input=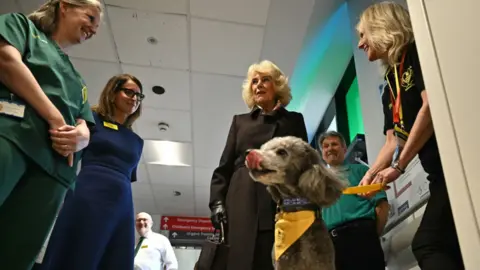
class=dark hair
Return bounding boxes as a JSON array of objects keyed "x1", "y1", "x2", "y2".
[
  {"x1": 318, "y1": 130, "x2": 347, "y2": 149},
  {"x1": 91, "y1": 74, "x2": 143, "y2": 129}
]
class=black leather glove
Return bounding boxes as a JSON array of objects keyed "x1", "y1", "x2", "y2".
[{"x1": 210, "y1": 201, "x2": 227, "y2": 230}]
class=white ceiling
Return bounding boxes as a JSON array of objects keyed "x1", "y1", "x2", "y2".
[{"x1": 1, "y1": 0, "x2": 315, "y2": 218}]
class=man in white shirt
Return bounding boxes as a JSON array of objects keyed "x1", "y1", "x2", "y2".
[{"x1": 134, "y1": 212, "x2": 178, "y2": 270}]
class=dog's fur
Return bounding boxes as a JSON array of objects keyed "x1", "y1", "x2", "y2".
[{"x1": 245, "y1": 136, "x2": 347, "y2": 270}]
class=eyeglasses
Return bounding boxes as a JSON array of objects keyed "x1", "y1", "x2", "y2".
[{"x1": 118, "y1": 88, "x2": 145, "y2": 101}]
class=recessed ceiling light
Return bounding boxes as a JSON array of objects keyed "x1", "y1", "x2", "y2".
[
  {"x1": 152, "y1": 85, "x2": 165, "y2": 95},
  {"x1": 147, "y1": 36, "x2": 158, "y2": 45}
]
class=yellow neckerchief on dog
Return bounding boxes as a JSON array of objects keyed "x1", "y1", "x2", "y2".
[{"x1": 274, "y1": 210, "x2": 316, "y2": 261}]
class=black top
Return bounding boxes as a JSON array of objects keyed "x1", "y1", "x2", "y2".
[{"x1": 381, "y1": 42, "x2": 443, "y2": 180}]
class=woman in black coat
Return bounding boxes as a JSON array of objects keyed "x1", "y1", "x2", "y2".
[{"x1": 209, "y1": 60, "x2": 308, "y2": 270}]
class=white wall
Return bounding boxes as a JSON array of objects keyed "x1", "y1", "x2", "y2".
[
  {"x1": 407, "y1": 0, "x2": 480, "y2": 268},
  {"x1": 174, "y1": 248, "x2": 201, "y2": 270}
]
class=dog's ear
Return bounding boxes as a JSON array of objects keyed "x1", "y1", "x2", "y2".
[{"x1": 298, "y1": 164, "x2": 348, "y2": 206}]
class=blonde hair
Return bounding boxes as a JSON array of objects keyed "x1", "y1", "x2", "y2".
[
  {"x1": 356, "y1": 1, "x2": 414, "y2": 69},
  {"x1": 92, "y1": 74, "x2": 143, "y2": 129},
  {"x1": 28, "y1": 0, "x2": 103, "y2": 35},
  {"x1": 241, "y1": 60, "x2": 292, "y2": 109}
]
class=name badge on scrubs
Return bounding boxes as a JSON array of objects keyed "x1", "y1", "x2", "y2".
[
  {"x1": 103, "y1": 121, "x2": 118, "y2": 130},
  {"x1": 0, "y1": 99, "x2": 25, "y2": 119},
  {"x1": 141, "y1": 245, "x2": 148, "y2": 249}
]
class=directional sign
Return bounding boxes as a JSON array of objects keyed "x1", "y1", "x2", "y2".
[
  {"x1": 168, "y1": 230, "x2": 220, "y2": 241},
  {"x1": 160, "y1": 216, "x2": 215, "y2": 232}
]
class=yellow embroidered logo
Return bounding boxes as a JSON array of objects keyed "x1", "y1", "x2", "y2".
[
  {"x1": 31, "y1": 33, "x2": 48, "y2": 44},
  {"x1": 402, "y1": 66, "x2": 415, "y2": 91},
  {"x1": 389, "y1": 103, "x2": 392, "y2": 110},
  {"x1": 81, "y1": 86, "x2": 88, "y2": 104}
]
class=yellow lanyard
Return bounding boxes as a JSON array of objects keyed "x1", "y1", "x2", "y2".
[{"x1": 385, "y1": 50, "x2": 407, "y2": 129}]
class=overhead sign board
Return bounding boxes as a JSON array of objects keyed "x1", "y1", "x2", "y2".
[{"x1": 160, "y1": 216, "x2": 215, "y2": 232}]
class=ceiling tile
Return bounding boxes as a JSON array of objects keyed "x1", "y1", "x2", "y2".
[
  {"x1": 133, "y1": 198, "x2": 159, "y2": 215},
  {"x1": 66, "y1": 21, "x2": 118, "y2": 63},
  {"x1": 70, "y1": 58, "x2": 122, "y2": 104},
  {"x1": 0, "y1": 0, "x2": 20, "y2": 14},
  {"x1": 190, "y1": 0, "x2": 270, "y2": 26},
  {"x1": 147, "y1": 164, "x2": 193, "y2": 185},
  {"x1": 191, "y1": 73, "x2": 247, "y2": 168},
  {"x1": 152, "y1": 184, "x2": 195, "y2": 216},
  {"x1": 194, "y1": 167, "x2": 213, "y2": 187},
  {"x1": 152, "y1": 183, "x2": 194, "y2": 199},
  {"x1": 107, "y1": 6, "x2": 189, "y2": 70},
  {"x1": 135, "y1": 107, "x2": 192, "y2": 142},
  {"x1": 104, "y1": 0, "x2": 188, "y2": 14},
  {"x1": 194, "y1": 186, "x2": 210, "y2": 216},
  {"x1": 190, "y1": 18, "x2": 264, "y2": 76},
  {"x1": 121, "y1": 65, "x2": 190, "y2": 111},
  {"x1": 195, "y1": 205, "x2": 211, "y2": 217},
  {"x1": 131, "y1": 182, "x2": 154, "y2": 199},
  {"x1": 135, "y1": 164, "x2": 149, "y2": 183}
]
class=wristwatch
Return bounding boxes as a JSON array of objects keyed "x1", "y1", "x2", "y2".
[{"x1": 391, "y1": 161, "x2": 405, "y2": 174}]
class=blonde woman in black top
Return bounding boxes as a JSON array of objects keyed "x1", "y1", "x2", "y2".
[{"x1": 356, "y1": 2, "x2": 464, "y2": 269}]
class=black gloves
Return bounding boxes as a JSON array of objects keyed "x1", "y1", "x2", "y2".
[{"x1": 210, "y1": 201, "x2": 227, "y2": 230}]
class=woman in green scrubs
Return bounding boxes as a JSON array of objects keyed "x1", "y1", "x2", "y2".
[{"x1": 0, "y1": 0, "x2": 102, "y2": 269}]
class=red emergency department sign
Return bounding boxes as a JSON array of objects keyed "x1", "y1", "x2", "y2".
[{"x1": 160, "y1": 216, "x2": 215, "y2": 232}]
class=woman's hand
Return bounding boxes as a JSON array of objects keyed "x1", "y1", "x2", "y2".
[
  {"x1": 49, "y1": 119, "x2": 90, "y2": 167},
  {"x1": 373, "y1": 167, "x2": 401, "y2": 186},
  {"x1": 358, "y1": 170, "x2": 393, "y2": 199},
  {"x1": 49, "y1": 125, "x2": 76, "y2": 167}
]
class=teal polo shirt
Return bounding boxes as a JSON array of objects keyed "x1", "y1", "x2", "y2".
[{"x1": 322, "y1": 163, "x2": 387, "y2": 231}]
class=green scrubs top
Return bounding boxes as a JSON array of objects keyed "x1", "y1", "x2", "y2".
[
  {"x1": 322, "y1": 163, "x2": 388, "y2": 231},
  {"x1": 0, "y1": 13, "x2": 95, "y2": 187}
]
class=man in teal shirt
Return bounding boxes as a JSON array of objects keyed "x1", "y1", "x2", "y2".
[{"x1": 319, "y1": 131, "x2": 389, "y2": 270}]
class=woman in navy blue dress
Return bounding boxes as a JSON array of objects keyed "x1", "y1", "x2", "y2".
[{"x1": 38, "y1": 74, "x2": 145, "y2": 270}]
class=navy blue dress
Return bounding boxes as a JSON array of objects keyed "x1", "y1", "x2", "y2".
[{"x1": 39, "y1": 112, "x2": 143, "y2": 270}]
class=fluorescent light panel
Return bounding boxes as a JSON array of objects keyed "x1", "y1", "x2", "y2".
[{"x1": 143, "y1": 140, "x2": 193, "y2": 166}]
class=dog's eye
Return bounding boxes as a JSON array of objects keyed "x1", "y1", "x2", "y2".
[{"x1": 276, "y1": 149, "x2": 288, "y2": 157}]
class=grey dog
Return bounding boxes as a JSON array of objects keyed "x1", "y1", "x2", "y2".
[{"x1": 245, "y1": 136, "x2": 347, "y2": 270}]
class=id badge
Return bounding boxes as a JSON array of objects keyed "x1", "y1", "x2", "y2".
[
  {"x1": 103, "y1": 121, "x2": 118, "y2": 130},
  {"x1": 0, "y1": 99, "x2": 25, "y2": 119}
]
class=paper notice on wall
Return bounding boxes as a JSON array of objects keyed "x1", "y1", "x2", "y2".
[{"x1": 385, "y1": 156, "x2": 430, "y2": 226}]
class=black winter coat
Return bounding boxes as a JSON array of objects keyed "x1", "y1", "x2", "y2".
[{"x1": 209, "y1": 106, "x2": 308, "y2": 270}]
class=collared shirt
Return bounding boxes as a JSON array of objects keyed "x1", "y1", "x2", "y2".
[{"x1": 134, "y1": 231, "x2": 178, "y2": 270}]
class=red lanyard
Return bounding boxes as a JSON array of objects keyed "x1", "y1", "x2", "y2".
[{"x1": 386, "y1": 51, "x2": 407, "y2": 128}]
